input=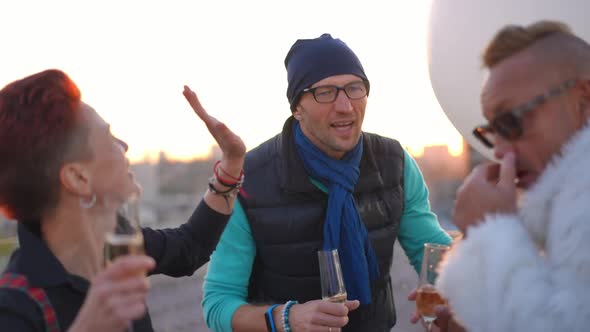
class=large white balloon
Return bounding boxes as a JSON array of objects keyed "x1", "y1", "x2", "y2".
[{"x1": 427, "y1": 0, "x2": 590, "y2": 160}]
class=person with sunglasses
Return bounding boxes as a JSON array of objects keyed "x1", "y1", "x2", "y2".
[
  {"x1": 432, "y1": 20, "x2": 590, "y2": 332},
  {"x1": 202, "y1": 33, "x2": 451, "y2": 332}
]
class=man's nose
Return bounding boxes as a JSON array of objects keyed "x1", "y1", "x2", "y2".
[
  {"x1": 334, "y1": 90, "x2": 353, "y2": 112},
  {"x1": 493, "y1": 136, "x2": 514, "y2": 160}
]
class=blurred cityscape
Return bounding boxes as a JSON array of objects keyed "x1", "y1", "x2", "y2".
[{"x1": 0, "y1": 142, "x2": 484, "y2": 332}]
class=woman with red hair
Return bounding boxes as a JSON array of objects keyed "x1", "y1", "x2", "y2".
[{"x1": 0, "y1": 69, "x2": 246, "y2": 332}]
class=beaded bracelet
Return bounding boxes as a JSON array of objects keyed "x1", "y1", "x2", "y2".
[{"x1": 281, "y1": 300, "x2": 298, "y2": 332}]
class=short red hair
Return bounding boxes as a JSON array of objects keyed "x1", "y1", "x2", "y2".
[{"x1": 0, "y1": 69, "x2": 91, "y2": 224}]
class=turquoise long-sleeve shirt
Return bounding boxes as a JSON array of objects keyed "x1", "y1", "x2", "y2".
[{"x1": 202, "y1": 149, "x2": 451, "y2": 332}]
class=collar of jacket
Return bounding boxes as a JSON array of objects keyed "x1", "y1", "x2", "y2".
[
  {"x1": 11, "y1": 223, "x2": 89, "y2": 293},
  {"x1": 519, "y1": 119, "x2": 590, "y2": 246}
]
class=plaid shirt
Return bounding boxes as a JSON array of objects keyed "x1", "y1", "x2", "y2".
[{"x1": 0, "y1": 200, "x2": 229, "y2": 331}]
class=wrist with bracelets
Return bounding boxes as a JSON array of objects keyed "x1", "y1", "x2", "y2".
[
  {"x1": 281, "y1": 300, "x2": 298, "y2": 332},
  {"x1": 208, "y1": 160, "x2": 244, "y2": 198},
  {"x1": 215, "y1": 160, "x2": 244, "y2": 186}
]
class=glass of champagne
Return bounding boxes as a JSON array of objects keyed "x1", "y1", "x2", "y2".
[
  {"x1": 416, "y1": 243, "x2": 450, "y2": 331},
  {"x1": 104, "y1": 193, "x2": 145, "y2": 268},
  {"x1": 318, "y1": 249, "x2": 347, "y2": 303},
  {"x1": 104, "y1": 193, "x2": 145, "y2": 332}
]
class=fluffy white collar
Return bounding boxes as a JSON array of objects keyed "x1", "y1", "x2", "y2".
[{"x1": 519, "y1": 120, "x2": 590, "y2": 246}]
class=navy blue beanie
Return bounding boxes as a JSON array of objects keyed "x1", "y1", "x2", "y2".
[{"x1": 285, "y1": 33, "x2": 369, "y2": 112}]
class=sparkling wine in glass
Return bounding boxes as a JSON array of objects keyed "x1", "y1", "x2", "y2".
[
  {"x1": 416, "y1": 243, "x2": 450, "y2": 331},
  {"x1": 104, "y1": 193, "x2": 146, "y2": 332},
  {"x1": 318, "y1": 249, "x2": 347, "y2": 303},
  {"x1": 104, "y1": 193, "x2": 145, "y2": 268}
]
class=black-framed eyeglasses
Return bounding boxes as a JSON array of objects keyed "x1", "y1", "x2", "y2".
[
  {"x1": 473, "y1": 78, "x2": 577, "y2": 148},
  {"x1": 302, "y1": 80, "x2": 369, "y2": 104}
]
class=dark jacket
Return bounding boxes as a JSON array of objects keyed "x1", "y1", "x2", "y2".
[
  {"x1": 240, "y1": 117, "x2": 405, "y2": 331},
  {"x1": 0, "y1": 200, "x2": 229, "y2": 332}
]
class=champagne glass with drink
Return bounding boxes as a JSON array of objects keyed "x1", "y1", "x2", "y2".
[
  {"x1": 104, "y1": 193, "x2": 145, "y2": 266},
  {"x1": 416, "y1": 243, "x2": 450, "y2": 331},
  {"x1": 318, "y1": 249, "x2": 347, "y2": 303},
  {"x1": 104, "y1": 193, "x2": 146, "y2": 332}
]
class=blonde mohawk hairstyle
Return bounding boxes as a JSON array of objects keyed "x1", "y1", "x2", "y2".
[{"x1": 482, "y1": 20, "x2": 573, "y2": 68}]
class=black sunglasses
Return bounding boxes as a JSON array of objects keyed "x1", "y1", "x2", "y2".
[{"x1": 473, "y1": 79, "x2": 577, "y2": 148}]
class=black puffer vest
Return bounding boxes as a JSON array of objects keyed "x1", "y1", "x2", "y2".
[{"x1": 239, "y1": 117, "x2": 405, "y2": 331}]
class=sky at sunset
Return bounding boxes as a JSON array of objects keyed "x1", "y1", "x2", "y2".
[{"x1": 0, "y1": 0, "x2": 463, "y2": 162}]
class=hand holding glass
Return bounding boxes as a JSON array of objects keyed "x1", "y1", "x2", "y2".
[
  {"x1": 318, "y1": 249, "x2": 347, "y2": 303},
  {"x1": 416, "y1": 243, "x2": 450, "y2": 331},
  {"x1": 104, "y1": 194, "x2": 146, "y2": 332}
]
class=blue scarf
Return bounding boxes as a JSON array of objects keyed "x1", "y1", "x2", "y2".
[{"x1": 293, "y1": 122, "x2": 379, "y2": 304}]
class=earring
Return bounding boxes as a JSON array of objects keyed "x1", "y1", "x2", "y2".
[{"x1": 80, "y1": 193, "x2": 96, "y2": 209}]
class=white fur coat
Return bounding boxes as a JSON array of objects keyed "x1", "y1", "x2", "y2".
[{"x1": 436, "y1": 124, "x2": 590, "y2": 332}]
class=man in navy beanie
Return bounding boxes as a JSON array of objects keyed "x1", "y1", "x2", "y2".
[{"x1": 203, "y1": 33, "x2": 451, "y2": 332}]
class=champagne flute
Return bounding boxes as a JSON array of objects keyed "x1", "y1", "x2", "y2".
[
  {"x1": 318, "y1": 249, "x2": 347, "y2": 303},
  {"x1": 104, "y1": 193, "x2": 145, "y2": 266},
  {"x1": 416, "y1": 243, "x2": 450, "y2": 331},
  {"x1": 104, "y1": 194, "x2": 146, "y2": 332}
]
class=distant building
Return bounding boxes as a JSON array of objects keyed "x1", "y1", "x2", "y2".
[
  {"x1": 155, "y1": 151, "x2": 214, "y2": 196},
  {"x1": 414, "y1": 145, "x2": 469, "y2": 184},
  {"x1": 130, "y1": 151, "x2": 217, "y2": 227},
  {"x1": 412, "y1": 142, "x2": 471, "y2": 230}
]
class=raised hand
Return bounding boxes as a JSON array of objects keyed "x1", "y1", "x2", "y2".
[
  {"x1": 182, "y1": 85, "x2": 245, "y2": 213},
  {"x1": 182, "y1": 85, "x2": 246, "y2": 164}
]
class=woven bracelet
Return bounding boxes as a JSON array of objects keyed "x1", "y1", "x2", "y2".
[
  {"x1": 213, "y1": 160, "x2": 244, "y2": 187},
  {"x1": 281, "y1": 300, "x2": 298, "y2": 332}
]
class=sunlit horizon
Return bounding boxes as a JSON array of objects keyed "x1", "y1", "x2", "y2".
[
  {"x1": 144, "y1": 140, "x2": 465, "y2": 164},
  {"x1": 1, "y1": 0, "x2": 463, "y2": 163}
]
